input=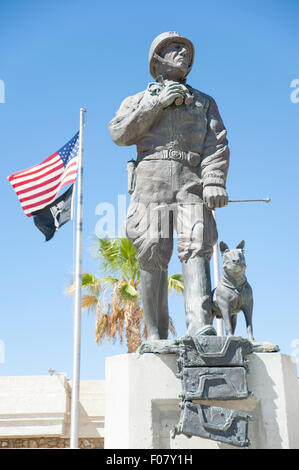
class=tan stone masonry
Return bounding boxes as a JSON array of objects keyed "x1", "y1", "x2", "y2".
[{"x1": 0, "y1": 437, "x2": 104, "y2": 449}]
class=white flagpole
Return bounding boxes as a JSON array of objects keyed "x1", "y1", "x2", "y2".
[
  {"x1": 212, "y1": 209, "x2": 224, "y2": 336},
  {"x1": 70, "y1": 108, "x2": 86, "y2": 449}
]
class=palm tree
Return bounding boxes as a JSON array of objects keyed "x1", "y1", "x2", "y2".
[{"x1": 67, "y1": 237, "x2": 184, "y2": 353}]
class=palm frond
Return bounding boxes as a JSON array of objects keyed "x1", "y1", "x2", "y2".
[
  {"x1": 123, "y1": 300, "x2": 142, "y2": 352},
  {"x1": 119, "y1": 238, "x2": 140, "y2": 281},
  {"x1": 95, "y1": 314, "x2": 109, "y2": 344},
  {"x1": 82, "y1": 272, "x2": 101, "y2": 296},
  {"x1": 100, "y1": 276, "x2": 119, "y2": 287},
  {"x1": 118, "y1": 282, "x2": 139, "y2": 301},
  {"x1": 64, "y1": 281, "x2": 75, "y2": 296},
  {"x1": 64, "y1": 272, "x2": 101, "y2": 297},
  {"x1": 119, "y1": 237, "x2": 136, "y2": 260},
  {"x1": 82, "y1": 294, "x2": 98, "y2": 313},
  {"x1": 168, "y1": 273, "x2": 184, "y2": 294},
  {"x1": 168, "y1": 315, "x2": 177, "y2": 337},
  {"x1": 97, "y1": 238, "x2": 121, "y2": 273}
]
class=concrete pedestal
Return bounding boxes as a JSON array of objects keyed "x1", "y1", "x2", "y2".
[{"x1": 104, "y1": 352, "x2": 299, "y2": 449}]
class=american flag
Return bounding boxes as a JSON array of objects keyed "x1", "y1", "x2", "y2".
[{"x1": 8, "y1": 132, "x2": 79, "y2": 217}]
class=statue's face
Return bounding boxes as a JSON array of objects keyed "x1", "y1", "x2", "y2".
[
  {"x1": 222, "y1": 249, "x2": 246, "y2": 276},
  {"x1": 159, "y1": 41, "x2": 191, "y2": 77}
]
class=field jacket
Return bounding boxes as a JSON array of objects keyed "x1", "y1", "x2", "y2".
[{"x1": 109, "y1": 83, "x2": 230, "y2": 189}]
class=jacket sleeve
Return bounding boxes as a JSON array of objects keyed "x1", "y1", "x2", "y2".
[
  {"x1": 109, "y1": 90, "x2": 162, "y2": 146},
  {"x1": 201, "y1": 97, "x2": 230, "y2": 189}
]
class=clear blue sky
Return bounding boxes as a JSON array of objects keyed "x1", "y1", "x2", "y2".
[{"x1": 1, "y1": 0, "x2": 298, "y2": 380}]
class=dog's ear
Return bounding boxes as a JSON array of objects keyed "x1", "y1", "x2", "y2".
[
  {"x1": 220, "y1": 241, "x2": 229, "y2": 254},
  {"x1": 236, "y1": 240, "x2": 245, "y2": 250}
]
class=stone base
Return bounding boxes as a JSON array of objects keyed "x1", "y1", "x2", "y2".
[{"x1": 104, "y1": 351, "x2": 299, "y2": 449}]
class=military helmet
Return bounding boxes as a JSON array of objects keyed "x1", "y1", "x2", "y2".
[{"x1": 149, "y1": 31, "x2": 194, "y2": 79}]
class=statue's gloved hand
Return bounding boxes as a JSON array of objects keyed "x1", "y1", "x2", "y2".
[
  {"x1": 158, "y1": 83, "x2": 186, "y2": 108},
  {"x1": 203, "y1": 186, "x2": 228, "y2": 210}
]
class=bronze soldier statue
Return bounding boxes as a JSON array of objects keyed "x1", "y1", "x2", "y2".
[{"x1": 109, "y1": 32, "x2": 230, "y2": 341}]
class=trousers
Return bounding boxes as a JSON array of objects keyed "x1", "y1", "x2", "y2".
[{"x1": 126, "y1": 158, "x2": 218, "y2": 271}]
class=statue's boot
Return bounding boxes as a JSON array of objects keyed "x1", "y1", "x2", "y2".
[
  {"x1": 140, "y1": 268, "x2": 169, "y2": 341},
  {"x1": 182, "y1": 256, "x2": 215, "y2": 336}
]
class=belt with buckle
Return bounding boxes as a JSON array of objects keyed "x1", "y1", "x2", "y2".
[{"x1": 137, "y1": 149, "x2": 201, "y2": 167}]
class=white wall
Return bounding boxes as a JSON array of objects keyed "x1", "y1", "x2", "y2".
[{"x1": 0, "y1": 375, "x2": 105, "y2": 438}]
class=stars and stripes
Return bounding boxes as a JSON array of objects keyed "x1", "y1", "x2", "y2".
[{"x1": 7, "y1": 132, "x2": 79, "y2": 217}]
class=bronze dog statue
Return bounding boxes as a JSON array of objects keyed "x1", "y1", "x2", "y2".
[{"x1": 212, "y1": 241, "x2": 254, "y2": 341}]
